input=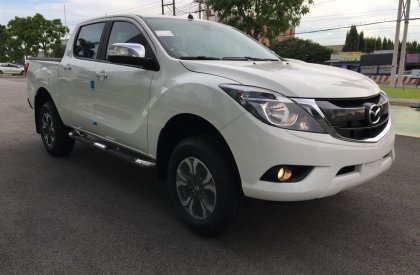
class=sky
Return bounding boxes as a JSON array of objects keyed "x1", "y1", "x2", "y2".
[{"x1": 0, "y1": 0, "x2": 420, "y2": 46}]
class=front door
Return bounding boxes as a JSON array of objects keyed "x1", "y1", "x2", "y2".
[{"x1": 93, "y1": 20, "x2": 155, "y2": 153}]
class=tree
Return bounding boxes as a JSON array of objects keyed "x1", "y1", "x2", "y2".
[
  {"x1": 382, "y1": 37, "x2": 388, "y2": 50},
  {"x1": 364, "y1": 37, "x2": 375, "y2": 53},
  {"x1": 407, "y1": 41, "x2": 419, "y2": 54},
  {"x1": 269, "y1": 37, "x2": 332, "y2": 64},
  {"x1": 358, "y1": 31, "x2": 365, "y2": 52},
  {"x1": 7, "y1": 13, "x2": 68, "y2": 60},
  {"x1": 38, "y1": 18, "x2": 68, "y2": 57},
  {"x1": 0, "y1": 24, "x2": 8, "y2": 61},
  {"x1": 207, "y1": 0, "x2": 313, "y2": 43},
  {"x1": 375, "y1": 37, "x2": 382, "y2": 50},
  {"x1": 343, "y1": 25, "x2": 359, "y2": 52}
]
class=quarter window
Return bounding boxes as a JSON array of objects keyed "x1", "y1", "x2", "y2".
[{"x1": 74, "y1": 23, "x2": 105, "y2": 59}]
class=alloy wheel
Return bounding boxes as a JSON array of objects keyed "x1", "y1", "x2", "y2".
[
  {"x1": 176, "y1": 157, "x2": 217, "y2": 220},
  {"x1": 42, "y1": 113, "x2": 55, "y2": 148}
]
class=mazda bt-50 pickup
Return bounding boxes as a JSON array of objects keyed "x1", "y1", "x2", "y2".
[{"x1": 27, "y1": 15, "x2": 395, "y2": 236}]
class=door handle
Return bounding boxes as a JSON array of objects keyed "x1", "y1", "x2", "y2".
[
  {"x1": 95, "y1": 70, "x2": 107, "y2": 79},
  {"x1": 62, "y1": 64, "x2": 72, "y2": 71}
]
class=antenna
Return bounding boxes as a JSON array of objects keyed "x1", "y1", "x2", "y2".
[{"x1": 64, "y1": 4, "x2": 67, "y2": 35}]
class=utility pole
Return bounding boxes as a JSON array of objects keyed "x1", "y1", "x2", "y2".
[
  {"x1": 196, "y1": 0, "x2": 207, "y2": 20},
  {"x1": 390, "y1": 0, "x2": 411, "y2": 87},
  {"x1": 161, "y1": 0, "x2": 176, "y2": 16},
  {"x1": 397, "y1": 0, "x2": 411, "y2": 87}
]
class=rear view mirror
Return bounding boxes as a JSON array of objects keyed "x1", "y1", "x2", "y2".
[
  {"x1": 108, "y1": 43, "x2": 146, "y2": 58},
  {"x1": 107, "y1": 43, "x2": 159, "y2": 71}
]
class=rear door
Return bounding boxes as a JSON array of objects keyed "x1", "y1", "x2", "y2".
[
  {"x1": 92, "y1": 19, "x2": 156, "y2": 152},
  {"x1": 59, "y1": 22, "x2": 107, "y2": 132}
]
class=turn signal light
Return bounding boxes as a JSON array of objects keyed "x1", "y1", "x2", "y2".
[{"x1": 277, "y1": 167, "x2": 292, "y2": 182}]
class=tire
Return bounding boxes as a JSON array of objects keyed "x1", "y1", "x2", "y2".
[
  {"x1": 20, "y1": 70, "x2": 24, "y2": 76},
  {"x1": 0, "y1": 71, "x2": 3, "y2": 76},
  {"x1": 168, "y1": 136, "x2": 244, "y2": 236},
  {"x1": 39, "y1": 102, "x2": 75, "y2": 156}
]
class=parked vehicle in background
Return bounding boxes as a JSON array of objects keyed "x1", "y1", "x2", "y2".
[
  {"x1": 0, "y1": 63, "x2": 25, "y2": 76},
  {"x1": 26, "y1": 15, "x2": 395, "y2": 236}
]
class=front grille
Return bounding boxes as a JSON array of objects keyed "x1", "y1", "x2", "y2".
[{"x1": 316, "y1": 94, "x2": 389, "y2": 140}]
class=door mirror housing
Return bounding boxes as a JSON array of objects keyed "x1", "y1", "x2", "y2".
[{"x1": 107, "y1": 43, "x2": 159, "y2": 71}]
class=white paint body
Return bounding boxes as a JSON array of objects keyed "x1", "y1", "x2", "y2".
[{"x1": 26, "y1": 15, "x2": 395, "y2": 201}]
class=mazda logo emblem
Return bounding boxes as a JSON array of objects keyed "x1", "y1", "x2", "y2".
[{"x1": 368, "y1": 104, "x2": 381, "y2": 125}]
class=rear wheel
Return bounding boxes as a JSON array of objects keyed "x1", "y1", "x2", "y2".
[
  {"x1": 0, "y1": 71, "x2": 3, "y2": 77},
  {"x1": 168, "y1": 136, "x2": 244, "y2": 236},
  {"x1": 39, "y1": 102, "x2": 74, "y2": 156}
]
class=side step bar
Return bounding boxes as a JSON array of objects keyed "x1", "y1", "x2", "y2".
[{"x1": 69, "y1": 131, "x2": 155, "y2": 168}]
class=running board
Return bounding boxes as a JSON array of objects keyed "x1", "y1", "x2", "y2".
[{"x1": 69, "y1": 131, "x2": 155, "y2": 168}]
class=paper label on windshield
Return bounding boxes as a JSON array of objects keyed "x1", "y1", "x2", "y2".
[{"x1": 155, "y1": 30, "x2": 174, "y2": 37}]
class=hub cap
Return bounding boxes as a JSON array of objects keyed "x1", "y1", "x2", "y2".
[
  {"x1": 42, "y1": 113, "x2": 55, "y2": 148},
  {"x1": 176, "y1": 157, "x2": 216, "y2": 220}
]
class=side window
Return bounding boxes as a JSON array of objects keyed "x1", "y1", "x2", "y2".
[
  {"x1": 74, "y1": 22, "x2": 105, "y2": 59},
  {"x1": 106, "y1": 21, "x2": 152, "y2": 59}
]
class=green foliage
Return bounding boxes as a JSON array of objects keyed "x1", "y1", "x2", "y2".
[
  {"x1": 269, "y1": 37, "x2": 332, "y2": 64},
  {"x1": 406, "y1": 41, "x2": 420, "y2": 54},
  {"x1": 380, "y1": 86, "x2": 420, "y2": 99},
  {"x1": 207, "y1": 0, "x2": 313, "y2": 43},
  {"x1": 0, "y1": 24, "x2": 8, "y2": 61},
  {"x1": 342, "y1": 25, "x2": 359, "y2": 52},
  {"x1": 4, "y1": 13, "x2": 68, "y2": 62},
  {"x1": 342, "y1": 25, "x2": 420, "y2": 54}
]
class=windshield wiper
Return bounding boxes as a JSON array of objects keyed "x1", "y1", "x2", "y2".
[
  {"x1": 179, "y1": 56, "x2": 221, "y2": 60},
  {"x1": 222, "y1": 56, "x2": 279, "y2": 61}
]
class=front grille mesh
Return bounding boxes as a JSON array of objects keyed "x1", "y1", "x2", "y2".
[{"x1": 316, "y1": 94, "x2": 389, "y2": 140}]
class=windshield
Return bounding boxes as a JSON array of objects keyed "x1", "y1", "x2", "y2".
[{"x1": 143, "y1": 17, "x2": 279, "y2": 60}]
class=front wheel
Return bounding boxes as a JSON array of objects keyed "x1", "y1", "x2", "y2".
[
  {"x1": 168, "y1": 136, "x2": 244, "y2": 236},
  {"x1": 39, "y1": 102, "x2": 75, "y2": 156}
]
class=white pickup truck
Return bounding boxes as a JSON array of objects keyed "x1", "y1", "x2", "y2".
[{"x1": 27, "y1": 15, "x2": 395, "y2": 236}]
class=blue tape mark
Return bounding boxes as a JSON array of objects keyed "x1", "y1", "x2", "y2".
[
  {"x1": 91, "y1": 120, "x2": 97, "y2": 126},
  {"x1": 90, "y1": 80, "x2": 95, "y2": 89}
]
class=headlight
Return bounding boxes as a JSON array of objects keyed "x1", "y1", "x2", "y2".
[{"x1": 220, "y1": 84, "x2": 325, "y2": 133}]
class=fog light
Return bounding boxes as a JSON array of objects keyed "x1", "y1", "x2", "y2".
[{"x1": 277, "y1": 167, "x2": 292, "y2": 182}]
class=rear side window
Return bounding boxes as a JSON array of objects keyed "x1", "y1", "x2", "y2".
[
  {"x1": 74, "y1": 23, "x2": 105, "y2": 59},
  {"x1": 106, "y1": 21, "x2": 152, "y2": 59}
]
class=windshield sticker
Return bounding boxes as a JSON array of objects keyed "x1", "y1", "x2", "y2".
[{"x1": 155, "y1": 30, "x2": 174, "y2": 37}]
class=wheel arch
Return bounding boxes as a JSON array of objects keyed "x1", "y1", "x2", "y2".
[
  {"x1": 156, "y1": 113, "x2": 241, "y2": 184},
  {"x1": 34, "y1": 87, "x2": 54, "y2": 133}
]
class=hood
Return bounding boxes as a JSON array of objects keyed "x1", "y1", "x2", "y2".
[{"x1": 180, "y1": 59, "x2": 380, "y2": 99}]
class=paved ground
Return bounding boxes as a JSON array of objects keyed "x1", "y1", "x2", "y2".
[{"x1": 0, "y1": 78, "x2": 419, "y2": 274}]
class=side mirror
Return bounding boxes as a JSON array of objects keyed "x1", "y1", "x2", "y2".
[
  {"x1": 108, "y1": 43, "x2": 146, "y2": 58},
  {"x1": 107, "y1": 43, "x2": 159, "y2": 71}
]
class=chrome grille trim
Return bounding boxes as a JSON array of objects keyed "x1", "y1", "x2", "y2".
[{"x1": 292, "y1": 93, "x2": 391, "y2": 143}]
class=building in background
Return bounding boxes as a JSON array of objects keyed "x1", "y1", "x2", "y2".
[
  {"x1": 325, "y1": 49, "x2": 420, "y2": 84},
  {"x1": 326, "y1": 51, "x2": 362, "y2": 71}
]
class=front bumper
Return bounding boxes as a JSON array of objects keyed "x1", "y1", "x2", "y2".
[{"x1": 221, "y1": 113, "x2": 395, "y2": 201}]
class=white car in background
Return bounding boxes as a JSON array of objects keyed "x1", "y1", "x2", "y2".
[{"x1": 0, "y1": 63, "x2": 25, "y2": 76}]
